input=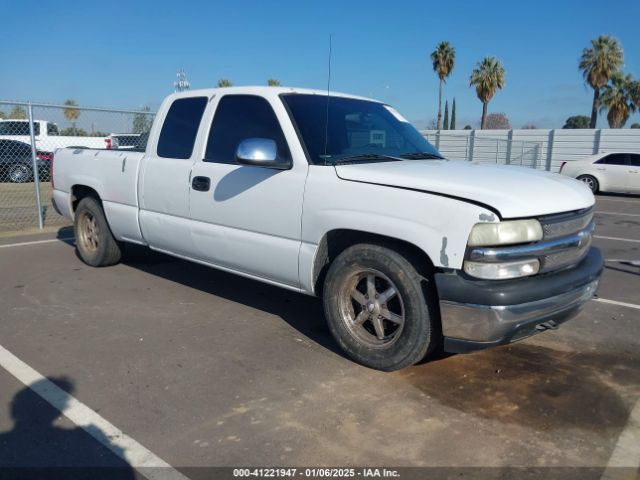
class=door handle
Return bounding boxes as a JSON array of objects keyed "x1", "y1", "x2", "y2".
[
  {"x1": 191, "y1": 176, "x2": 211, "y2": 191},
  {"x1": 596, "y1": 167, "x2": 606, "y2": 170}
]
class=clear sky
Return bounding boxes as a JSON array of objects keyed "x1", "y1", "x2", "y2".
[{"x1": 1, "y1": 0, "x2": 639, "y2": 129}]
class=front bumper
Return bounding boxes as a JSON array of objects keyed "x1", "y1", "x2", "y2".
[{"x1": 436, "y1": 247, "x2": 603, "y2": 353}]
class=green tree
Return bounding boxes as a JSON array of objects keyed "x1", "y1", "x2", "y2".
[
  {"x1": 630, "y1": 80, "x2": 640, "y2": 110},
  {"x1": 579, "y1": 35, "x2": 624, "y2": 128},
  {"x1": 63, "y1": 99, "x2": 81, "y2": 129},
  {"x1": 450, "y1": 98, "x2": 456, "y2": 130},
  {"x1": 217, "y1": 79, "x2": 233, "y2": 87},
  {"x1": 0, "y1": 110, "x2": 5, "y2": 119},
  {"x1": 630, "y1": 123, "x2": 640, "y2": 128},
  {"x1": 430, "y1": 41, "x2": 455, "y2": 130},
  {"x1": 443, "y1": 100, "x2": 449, "y2": 130},
  {"x1": 562, "y1": 115, "x2": 591, "y2": 129},
  {"x1": 9, "y1": 105, "x2": 27, "y2": 119},
  {"x1": 267, "y1": 79, "x2": 281, "y2": 86},
  {"x1": 463, "y1": 125, "x2": 473, "y2": 130},
  {"x1": 60, "y1": 127, "x2": 88, "y2": 136},
  {"x1": 132, "y1": 106, "x2": 153, "y2": 134},
  {"x1": 599, "y1": 72, "x2": 637, "y2": 128},
  {"x1": 469, "y1": 57, "x2": 505, "y2": 130}
]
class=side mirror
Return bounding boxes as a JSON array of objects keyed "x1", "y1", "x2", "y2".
[{"x1": 235, "y1": 138, "x2": 290, "y2": 169}]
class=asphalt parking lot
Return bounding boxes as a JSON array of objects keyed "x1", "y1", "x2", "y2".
[{"x1": 0, "y1": 194, "x2": 638, "y2": 479}]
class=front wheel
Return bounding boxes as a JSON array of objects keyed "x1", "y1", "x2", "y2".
[
  {"x1": 577, "y1": 174, "x2": 599, "y2": 193},
  {"x1": 323, "y1": 244, "x2": 439, "y2": 371},
  {"x1": 74, "y1": 197, "x2": 122, "y2": 267}
]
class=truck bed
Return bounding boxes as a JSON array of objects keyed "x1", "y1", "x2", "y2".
[{"x1": 53, "y1": 148, "x2": 146, "y2": 244}]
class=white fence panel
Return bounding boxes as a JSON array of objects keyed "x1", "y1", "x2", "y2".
[{"x1": 424, "y1": 129, "x2": 640, "y2": 172}]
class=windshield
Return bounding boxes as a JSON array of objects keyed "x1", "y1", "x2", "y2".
[{"x1": 281, "y1": 94, "x2": 442, "y2": 165}]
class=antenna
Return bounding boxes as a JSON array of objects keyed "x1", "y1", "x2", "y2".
[{"x1": 323, "y1": 34, "x2": 332, "y2": 159}]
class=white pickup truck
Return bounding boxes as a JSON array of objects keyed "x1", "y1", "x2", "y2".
[
  {"x1": 52, "y1": 87, "x2": 603, "y2": 371},
  {"x1": 0, "y1": 119, "x2": 107, "y2": 149}
]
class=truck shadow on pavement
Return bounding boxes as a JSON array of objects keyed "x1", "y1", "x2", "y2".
[
  {"x1": 0, "y1": 376, "x2": 136, "y2": 479},
  {"x1": 118, "y1": 244, "x2": 346, "y2": 358}
]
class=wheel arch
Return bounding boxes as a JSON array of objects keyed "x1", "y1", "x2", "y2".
[
  {"x1": 311, "y1": 229, "x2": 437, "y2": 297},
  {"x1": 70, "y1": 184, "x2": 102, "y2": 212}
]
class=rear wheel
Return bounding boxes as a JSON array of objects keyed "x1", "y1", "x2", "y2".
[
  {"x1": 8, "y1": 163, "x2": 33, "y2": 183},
  {"x1": 323, "y1": 243, "x2": 438, "y2": 371},
  {"x1": 74, "y1": 197, "x2": 122, "y2": 267},
  {"x1": 577, "y1": 174, "x2": 598, "y2": 193}
]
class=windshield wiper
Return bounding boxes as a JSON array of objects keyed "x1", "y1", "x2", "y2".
[
  {"x1": 398, "y1": 152, "x2": 444, "y2": 160},
  {"x1": 332, "y1": 154, "x2": 400, "y2": 165}
]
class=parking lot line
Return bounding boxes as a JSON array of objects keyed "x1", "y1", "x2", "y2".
[
  {"x1": 593, "y1": 298, "x2": 640, "y2": 311},
  {"x1": 0, "y1": 344, "x2": 189, "y2": 480},
  {"x1": 596, "y1": 211, "x2": 640, "y2": 217},
  {"x1": 594, "y1": 235, "x2": 640, "y2": 244},
  {"x1": 0, "y1": 237, "x2": 74, "y2": 249},
  {"x1": 601, "y1": 397, "x2": 640, "y2": 477},
  {"x1": 597, "y1": 197, "x2": 640, "y2": 204}
]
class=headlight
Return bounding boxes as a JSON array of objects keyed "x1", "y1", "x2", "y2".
[
  {"x1": 468, "y1": 219, "x2": 543, "y2": 247},
  {"x1": 464, "y1": 259, "x2": 540, "y2": 280}
]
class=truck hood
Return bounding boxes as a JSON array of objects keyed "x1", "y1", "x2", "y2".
[{"x1": 334, "y1": 159, "x2": 594, "y2": 218}]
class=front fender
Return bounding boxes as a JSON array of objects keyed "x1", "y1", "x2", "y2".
[{"x1": 298, "y1": 167, "x2": 498, "y2": 293}]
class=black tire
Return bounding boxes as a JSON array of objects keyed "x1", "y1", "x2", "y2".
[
  {"x1": 323, "y1": 243, "x2": 438, "y2": 371},
  {"x1": 8, "y1": 163, "x2": 33, "y2": 183},
  {"x1": 74, "y1": 196, "x2": 122, "y2": 267},
  {"x1": 577, "y1": 174, "x2": 598, "y2": 193}
]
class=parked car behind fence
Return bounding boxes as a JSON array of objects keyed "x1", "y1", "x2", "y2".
[{"x1": 0, "y1": 139, "x2": 51, "y2": 183}]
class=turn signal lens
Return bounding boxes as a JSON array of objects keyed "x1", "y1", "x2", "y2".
[{"x1": 463, "y1": 259, "x2": 540, "y2": 280}]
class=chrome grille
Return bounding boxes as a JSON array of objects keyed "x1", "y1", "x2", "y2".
[
  {"x1": 467, "y1": 207, "x2": 595, "y2": 276},
  {"x1": 540, "y1": 207, "x2": 594, "y2": 240},
  {"x1": 536, "y1": 207, "x2": 595, "y2": 272},
  {"x1": 540, "y1": 235, "x2": 592, "y2": 272}
]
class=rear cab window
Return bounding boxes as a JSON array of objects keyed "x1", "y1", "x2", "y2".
[
  {"x1": 0, "y1": 121, "x2": 40, "y2": 136},
  {"x1": 157, "y1": 97, "x2": 208, "y2": 159}
]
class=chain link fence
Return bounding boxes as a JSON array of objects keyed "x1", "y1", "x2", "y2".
[{"x1": 0, "y1": 100, "x2": 155, "y2": 234}]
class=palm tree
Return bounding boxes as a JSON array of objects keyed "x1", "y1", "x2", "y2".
[
  {"x1": 9, "y1": 105, "x2": 27, "y2": 119},
  {"x1": 579, "y1": 35, "x2": 624, "y2": 128},
  {"x1": 599, "y1": 73, "x2": 637, "y2": 128},
  {"x1": 63, "y1": 99, "x2": 80, "y2": 129},
  {"x1": 630, "y1": 80, "x2": 640, "y2": 111},
  {"x1": 217, "y1": 79, "x2": 233, "y2": 88},
  {"x1": 267, "y1": 79, "x2": 281, "y2": 86},
  {"x1": 430, "y1": 41, "x2": 455, "y2": 130},
  {"x1": 469, "y1": 57, "x2": 505, "y2": 129}
]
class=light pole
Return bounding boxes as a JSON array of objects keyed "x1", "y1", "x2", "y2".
[{"x1": 174, "y1": 69, "x2": 191, "y2": 92}]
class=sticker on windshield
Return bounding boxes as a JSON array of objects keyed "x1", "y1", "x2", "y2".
[
  {"x1": 370, "y1": 130, "x2": 386, "y2": 147},
  {"x1": 383, "y1": 105, "x2": 410, "y2": 123}
]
